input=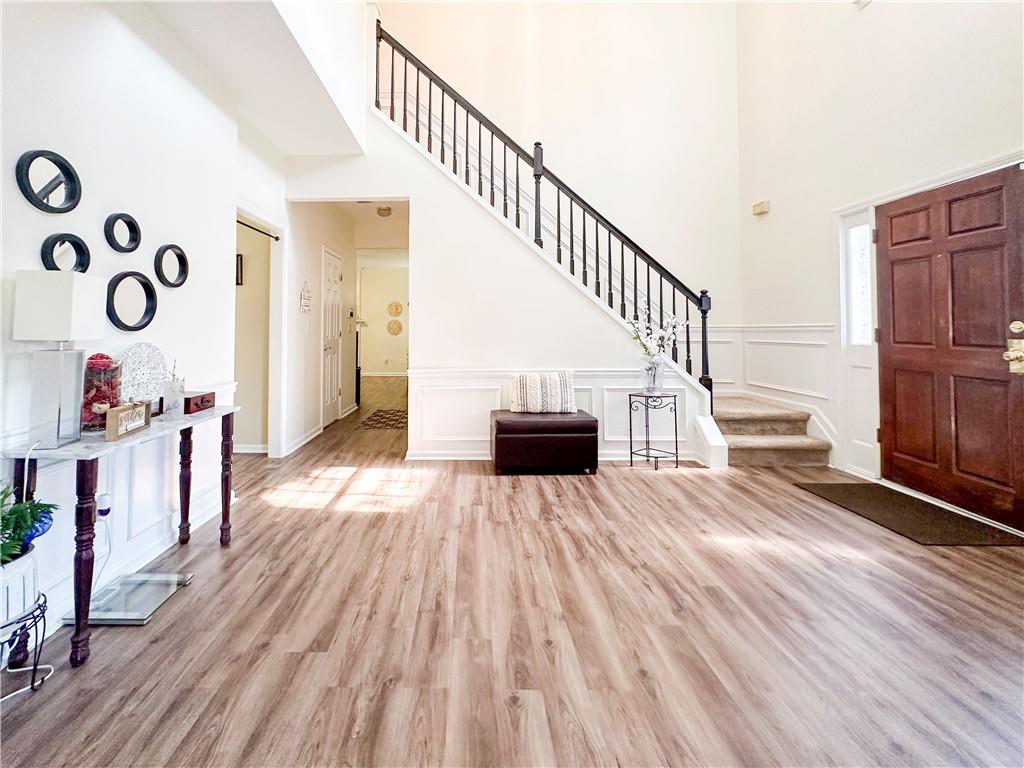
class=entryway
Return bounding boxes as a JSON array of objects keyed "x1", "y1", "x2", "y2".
[{"x1": 875, "y1": 166, "x2": 1023, "y2": 528}]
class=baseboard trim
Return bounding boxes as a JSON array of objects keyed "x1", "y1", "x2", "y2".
[
  {"x1": 234, "y1": 443, "x2": 268, "y2": 454},
  {"x1": 283, "y1": 425, "x2": 323, "y2": 457},
  {"x1": 404, "y1": 450, "x2": 703, "y2": 463}
]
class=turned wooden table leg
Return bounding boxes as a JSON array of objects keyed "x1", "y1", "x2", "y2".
[
  {"x1": 71, "y1": 458, "x2": 98, "y2": 668},
  {"x1": 178, "y1": 427, "x2": 193, "y2": 544},
  {"x1": 220, "y1": 413, "x2": 233, "y2": 546}
]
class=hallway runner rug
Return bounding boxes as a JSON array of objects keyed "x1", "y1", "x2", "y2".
[
  {"x1": 794, "y1": 482, "x2": 1023, "y2": 546},
  {"x1": 358, "y1": 409, "x2": 408, "y2": 430}
]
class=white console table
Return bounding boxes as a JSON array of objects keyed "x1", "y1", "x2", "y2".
[{"x1": 6, "y1": 405, "x2": 239, "y2": 668}]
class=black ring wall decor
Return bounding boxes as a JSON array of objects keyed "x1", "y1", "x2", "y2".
[
  {"x1": 16, "y1": 150, "x2": 82, "y2": 214},
  {"x1": 41, "y1": 233, "x2": 90, "y2": 272},
  {"x1": 106, "y1": 271, "x2": 158, "y2": 331},
  {"x1": 154, "y1": 244, "x2": 188, "y2": 287},
  {"x1": 104, "y1": 213, "x2": 141, "y2": 253}
]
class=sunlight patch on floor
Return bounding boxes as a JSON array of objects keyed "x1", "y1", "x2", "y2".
[{"x1": 705, "y1": 533, "x2": 874, "y2": 561}]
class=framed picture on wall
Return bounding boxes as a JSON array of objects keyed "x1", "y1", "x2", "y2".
[{"x1": 235, "y1": 253, "x2": 243, "y2": 286}]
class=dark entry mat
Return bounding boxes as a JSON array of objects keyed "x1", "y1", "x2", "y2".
[
  {"x1": 357, "y1": 409, "x2": 408, "y2": 430},
  {"x1": 794, "y1": 482, "x2": 1023, "y2": 546}
]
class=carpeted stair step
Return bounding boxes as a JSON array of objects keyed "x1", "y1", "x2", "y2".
[
  {"x1": 714, "y1": 396, "x2": 811, "y2": 436},
  {"x1": 724, "y1": 434, "x2": 832, "y2": 467}
]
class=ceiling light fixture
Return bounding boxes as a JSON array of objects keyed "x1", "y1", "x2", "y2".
[{"x1": 376, "y1": 206, "x2": 392, "y2": 218}]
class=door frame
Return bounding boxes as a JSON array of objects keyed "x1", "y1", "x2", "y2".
[
  {"x1": 321, "y1": 245, "x2": 345, "y2": 429},
  {"x1": 237, "y1": 207, "x2": 286, "y2": 458},
  {"x1": 833, "y1": 151, "x2": 1023, "y2": 533}
]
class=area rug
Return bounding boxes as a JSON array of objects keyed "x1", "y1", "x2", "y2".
[
  {"x1": 357, "y1": 409, "x2": 408, "y2": 430},
  {"x1": 794, "y1": 482, "x2": 1023, "y2": 546}
]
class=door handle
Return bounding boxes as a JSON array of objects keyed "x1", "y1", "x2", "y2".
[
  {"x1": 1010, "y1": 320, "x2": 1024, "y2": 334},
  {"x1": 1005, "y1": 339, "x2": 1024, "y2": 374}
]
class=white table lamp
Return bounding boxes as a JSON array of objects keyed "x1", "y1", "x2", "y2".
[{"x1": 13, "y1": 270, "x2": 107, "y2": 448}]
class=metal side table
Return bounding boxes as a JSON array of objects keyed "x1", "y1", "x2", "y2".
[{"x1": 628, "y1": 391, "x2": 679, "y2": 470}]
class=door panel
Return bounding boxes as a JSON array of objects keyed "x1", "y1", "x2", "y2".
[{"x1": 877, "y1": 166, "x2": 1023, "y2": 528}]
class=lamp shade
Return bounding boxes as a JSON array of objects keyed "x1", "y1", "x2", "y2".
[{"x1": 13, "y1": 270, "x2": 107, "y2": 341}]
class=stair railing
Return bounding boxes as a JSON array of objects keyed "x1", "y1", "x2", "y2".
[{"x1": 375, "y1": 21, "x2": 713, "y2": 398}]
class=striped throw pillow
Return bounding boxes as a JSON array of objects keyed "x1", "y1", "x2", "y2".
[{"x1": 509, "y1": 371, "x2": 577, "y2": 413}]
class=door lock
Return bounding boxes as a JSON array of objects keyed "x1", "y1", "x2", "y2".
[
  {"x1": 1010, "y1": 320, "x2": 1024, "y2": 334},
  {"x1": 1005, "y1": 338, "x2": 1024, "y2": 374}
]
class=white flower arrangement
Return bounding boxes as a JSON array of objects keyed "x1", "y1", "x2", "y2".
[{"x1": 628, "y1": 312, "x2": 685, "y2": 358}]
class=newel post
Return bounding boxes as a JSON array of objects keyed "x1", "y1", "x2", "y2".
[
  {"x1": 533, "y1": 142, "x2": 543, "y2": 248},
  {"x1": 698, "y1": 289, "x2": 713, "y2": 410}
]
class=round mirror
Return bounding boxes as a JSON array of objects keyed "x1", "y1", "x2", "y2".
[
  {"x1": 16, "y1": 150, "x2": 82, "y2": 214},
  {"x1": 106, "y1": 272, "x2": 157, "y2": 331},
  {"x1": 41, "y1": 233, "x2": 90, "y2": 272},
  {"x1": 104, "y1": 213, "x2": 141, "y2": 253},
  {"x1": 154, "y1": 244, "x2": 188, "y2": 288}
]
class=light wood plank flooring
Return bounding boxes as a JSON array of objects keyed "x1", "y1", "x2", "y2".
[{"x1": 2, "y1": 376, "x2": 1022, "y2": 767}]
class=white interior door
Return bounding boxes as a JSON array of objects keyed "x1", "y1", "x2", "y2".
[
  {"x1": 322, "y1": 248, "x2": 344, "y2": 427},
  {"x1": 839, "y1": 209, "x2": 881, "y2": 476}
]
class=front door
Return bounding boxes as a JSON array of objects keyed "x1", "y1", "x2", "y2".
[
  {"x1": 876, "y1": 166, "x2": 1023, "y2": 528},
  {"x1": 322, "y1": 249, "x2": 344, "y2": 427}
]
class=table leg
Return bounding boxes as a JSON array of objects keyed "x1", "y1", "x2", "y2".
[
  {"x1": 220, "y1": 413, "x2": 233, "y2": 546},
  {"x1": 628, "y1": 397, "x2": 634, "y2": 467},
  {"x1": 178, "y1": 427, "x2": 193, "y2": 544},
  {"x1": 673, "y1": 399, "x2": 679, "y2": 469},
  {"x1": 71, "y1": 458, "x2": 98, "y2": 668},
  {"x1": 12, "y1": 458, "x2": 37, "y2": 503}
]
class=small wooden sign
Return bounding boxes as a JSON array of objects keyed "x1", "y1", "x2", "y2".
[{"x1": 105, "y1": 401, "x2": 152, "y2": 442}]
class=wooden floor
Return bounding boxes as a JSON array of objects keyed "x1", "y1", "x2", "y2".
[{"x1": 3, "y1": 376, "x2": 1022, "y2": 767}]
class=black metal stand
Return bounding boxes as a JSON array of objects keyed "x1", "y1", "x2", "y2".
[
  {"x1": 2, "y1": 593, "x2": 54, "y2": 702},
  {"x1": 628, "y1": 392, "x2": 679, "y2": 470}
]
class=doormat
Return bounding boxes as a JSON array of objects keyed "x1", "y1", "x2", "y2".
[
  {"x1": 358, "y1": 409, "x2": 408, "y2": 430},
  {"x1": 794, "y1": 482, "x2": 1023, "y2": 546}
]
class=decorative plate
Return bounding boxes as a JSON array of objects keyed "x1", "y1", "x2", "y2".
[
  {"x1": 118, "y1": 342, "x2": 169, "y2": 403},
  {"x1": 387, "y1": 320, "x2": 403, "y2": 336},
  {"x1": 387, "y1": 301, "x2": 403, "y2": 317}
]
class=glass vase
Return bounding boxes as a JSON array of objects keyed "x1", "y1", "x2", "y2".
[
  {"x1": 643, "y1": 354, "x2": 664, "y2": 392},
  {"x1": 82, "y1": 354, "x2": 122, "y2": 431}
]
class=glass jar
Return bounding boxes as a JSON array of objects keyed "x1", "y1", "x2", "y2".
[{"x1": 82, "y1": 354, "x2": 122, "y2": 431}]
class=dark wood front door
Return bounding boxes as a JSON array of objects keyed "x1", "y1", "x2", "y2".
[{"x1": 876, "y1": 166, "x2": 1023, "y2": 529}]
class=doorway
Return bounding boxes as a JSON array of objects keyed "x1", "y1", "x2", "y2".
[
  {"x1": 234, "y1": 219, "x2": 272, "y2": 453},
  {"x1": 322, "y1": 246, "x2": 345, "y2": 428},
  {"x1": 875, "y1": 166, "x2": 1023, "y2": 528}
]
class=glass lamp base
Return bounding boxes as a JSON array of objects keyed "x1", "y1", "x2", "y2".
[{"x1": 29, "y1": 348, "x2": 85, "y2": 449}]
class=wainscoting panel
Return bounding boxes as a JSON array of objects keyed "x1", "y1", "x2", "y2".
[{"x1": 407, "y1": 368, "x2": 710, "y2": 462}]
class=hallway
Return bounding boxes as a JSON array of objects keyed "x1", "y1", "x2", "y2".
[{"x1": 1, "y1": 377, "x2": 1021, "y2": 767}]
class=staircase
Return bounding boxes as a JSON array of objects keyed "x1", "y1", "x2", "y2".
[
  {"x1": 714, "y1": 396, "x2": 831, "y2": 466},
  {"x1": 374, "y1": 22, "x2": 714, "y2": 398}
]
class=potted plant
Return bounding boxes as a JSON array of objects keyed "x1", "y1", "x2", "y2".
[
  {"x1": 1, "y1": 485, "x2": 57, "y2": 628},
  {"x1": 628, "y1": 311, "x2": 684, "y2": 391}
]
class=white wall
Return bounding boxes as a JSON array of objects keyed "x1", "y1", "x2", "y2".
[
  {"x1": 358, "y1": 263, "x2": 409, "y2": 375},
  {"x1": 736, "y1": 1, "x2": 1023, "y2": 325},
  {"x1": 378, "y1": 1, "x2": 743, "y2": 323},
  {"x1": 282, "y1": 203, "x2": 357, "y2": 453},
  {"x1": 234, "y1": 223, "x2": 271, "y2": 450},
  {"x1": 2, "y1": 3, "x2": 238, "y2": 626}
]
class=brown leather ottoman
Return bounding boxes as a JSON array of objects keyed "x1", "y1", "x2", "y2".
[{"x1": 490, "y1": 410, "x2": 599, "y2": 475}]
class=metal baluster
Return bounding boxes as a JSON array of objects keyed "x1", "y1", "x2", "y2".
[
  {"x1": 478, "y1": 122, "x2": 483, "y2": 195},
  {"x1": 389, "y1": 47, "x2": 395, "y2": 121},
  {"x1": 569, "y1": 199, "x2": 575, "y2": 275},
  {"x1": 556, "y1": 192, "x2": 562, "y2": 264},
  {"x1": 646, "y1": 264, "x2": 651, "y2": 322},
  {"x1": 594, "y1": 219, "x2": 601, "y2": 297},
  {"x1": 659, "y1": 275, "x2": 664, "y2": 327},
  {"x1": 464, "y1": 109, "x2": 470, "y2": 185},
  {"x1": 402, "y1": 58, "x2": 408, "y2": 132},
  {"x1": 427, "y1": 81, "x2": 432, "y2": 152},
  {"x1": 633, "y1": 251, "x2": 638, "y2": 320},
  {"x1": 375, "y1": 20, "x2": 381, "y2": 109},
  {"x1": 515, "y1": 158, "x2": 520, "y2": 229},
  {"x1": 607, "y1": 230, "x2": 613, "y2": 308},
  {"x1": 685, "y1": 301, "x2": 692, "y2": 374},
  {"x1": 414, "y1": 69, "x2": 420, "y2": 141},
  {"x1": 533, "y1": 142, "x2": 543, "y2": 247},
  {"x1": 619, "y1": 241, "x2": 626, "y2": 317},
  {"x1": 699, "y1": 289, "x2": 713, "y2": 406},
  {"x1": 489, "y1": 133, "x2": 494, "y2": 205},
  {"x1": 502, "y1": 145, "x2": 508, "y2": 217},
  {"x1": 440, "y1": 92, "x2": 445, "y2": 164},
  {"x1": 452, "y1": 102, "x2": 457, "y2": 174},
  {"x1": 671, "y1": 290, "x2": 678, "y2": 362},
  {"x1": 582, "y1": 211, "x2": 588, "y2": 286}
]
